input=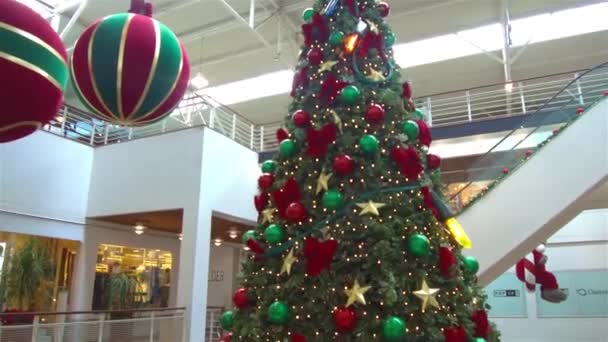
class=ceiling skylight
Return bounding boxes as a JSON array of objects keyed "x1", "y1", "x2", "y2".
[{"x1": 199, "y1": 2, "x2": 608, "y2": 106}]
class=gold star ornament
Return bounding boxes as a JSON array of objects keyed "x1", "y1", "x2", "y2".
[
  {"x1": 356, "y1": 200, "x2": 386, "y2": 216},
  {"x1": 261, "y1": 208, "x2": 275, "y2": 224},
  {"x1": 413, "y1": 279, "x2": 440, "y2": 312},
  {"x1": 316, "y1": 171, "x2": 332, "y2": 195},
  {"x1": 345, "y1": 280, "x2": 371, "y2": 307},
  {"x1": 329, "y1": 109, "x2": 343, "y2": 133},
  {"x1": 318, "y1": 60, "x2": 339, "y2": 73},
  {"x1": 367, "y1": 67, "x2": 386, "y2": 82},
  {"x1": 280, "y1": 249, "x2": 297, "y2": 275}
]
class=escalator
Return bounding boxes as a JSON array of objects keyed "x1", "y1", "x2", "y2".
[{"x1": 452, "y1": 63, "x2": 608, "y2": 285}]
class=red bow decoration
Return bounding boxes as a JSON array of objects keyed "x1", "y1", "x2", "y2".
[
  {"x1": 402, "y1": 82, "x2": 413, "y2": 99},
  {"x1": 272, "y1": 178, "x2": 301, "y2": 218},
  {"x1": 359, "y1": 32, "x2": 388, "y2": 62},
  {"x1": 129, "y1": 0, "x2": 153, "y2": 16},
  {"x1": 443, "y1": 326, "x2": 467, "y2": 342},
  {"x1": 472, "y1": 310, "x2": 491, "y2": 339},
  {"x1": 247, "y1": 239, "x2": 265, "y2": 255},
  {"x1": 320, "y1": 73, "x2": 348, "y2": 105},
  {"x1": 427, "y1": 154, "x2": 441, "y2": 170},
  {"x1": 390, "y1": 146, "x2": 423, "y2": 180},
  {"x1": 302, "y1": 14, "x2": 329, "y2": 46},
  {"x1": 291, "y1": 67, "x2": 309, "y2": 97},
  {"x1": 439, "y1": 246, "x2": 457, "y2": 279},
  {"x1": 416, "y1": 120, "x2": 432, "y2": 146},
  {"x1": 343, "y1": 0, "x2": 358, "y2": 16},
  {"x1": 304, "y1": 237, "x2": 338, "y2": 276},
  {"x1": 254, "y1": 192, "x2": 269, "y2": 212},
  {"x1": 306, "y1": 123, "x2": 337, "y2": 157},
  {"x1": 276, "y1": 128, "x2": 289, "y2": 143},
  {"x1": 421, "y1": 186, "x2": 441, "y2": 220},
  {"x1": 291, "y1": 333, "x2": 307, "y2": 342},
  {"x1": 219, "y1": 332, "x2": 233, "y2": 342}
]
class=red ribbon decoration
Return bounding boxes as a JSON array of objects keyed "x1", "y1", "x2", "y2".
[
  {"x1": 421, "y1": 186, "x2": 441, "y2": 220},
  {"x1": 291, "y1": 67, "x2": 309, "y2": 97},
  {"x1": 254, "y1": 192, "x2": 269, "y2": 212},
  {"x1": 319, "y1": 73, "x2": 347, "y2": 105},
  {"x1": 359, "y1": 32, "x2": 388, "y2": 62},
  {"x1": 306, "y1": 123, "x2": 337, "y2": 157},
  {"x1": 302, "y1": 14, "x2": 329, "y2": 46},
  {"x1": 390, "y1": 146, "x2": 423, "y2": 180},
  {"x1": 304, "y1": 237, "x2": 338, "y2": 276},
  {"x1": 272, "y1": 178, "x2": 302, "y2": 218}
]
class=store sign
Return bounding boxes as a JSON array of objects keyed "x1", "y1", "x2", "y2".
[
  {"x1": 209, "y1": 269, "x2": 225, "y2": 282},
  {"x1": 484, "y1": 273, "x2": 527, "y2": 318},
  {"x1": 537, "y1": 270, "x2": 608, "y2": 317}
]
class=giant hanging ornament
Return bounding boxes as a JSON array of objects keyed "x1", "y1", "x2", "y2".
[
  {"x1": 71, "y1": 0, "x2": 190, "y2": 127},
  {"x1": 0, "y1": 0, "x2": 69, "y2": 143}
]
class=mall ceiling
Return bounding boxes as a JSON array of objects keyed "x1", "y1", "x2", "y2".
[{"x1": 56, "y1": 0, "x2": 608, "y2": 123}]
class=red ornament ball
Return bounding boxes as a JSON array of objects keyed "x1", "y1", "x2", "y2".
[
  {"x1": 377, "y1": 1, "x2": 391, "y2": 17},
  {"x1": 365, "y1": 104, "x2": 385, "y2": 124},
  {"x1": 233, "y1": 288, "x2": 250, "y2": 309},
  {"x1": 291, "y1": 333, "x2": 307, "y2": 342},
  {"x1": 443, "y1": 326, "x2": 467, "y2": 342},
  {"x1": 502, "y1": 167, "x2": 509, "y2": 174},
  {"x1": 276, "y1": 128, "x2": 290, "y2": 142},
  {"x1": 333, "y1": 154, "x2": 354, "y2": 175},
  {"x1": 603, "y1": 90, "x2": 608, "y2": 97},
  {"x1": 0, "y1": 0, "x2": 69, "y2": 143},
  {"x1": 427, "y1": 154, "x2": 441, "y2": 169},
  {"x1": 402, "y1": 81, "x2": 413, "y2": 99},
  {"x1": 258, "y1": 173, "x2": 274, "y2": 190},
  {"x1": 286, "y1": 202, "x2": 307, "y2": 222},
  {"x1": 526, "y1": 149, "x2": 533, "y2": 157},
  {"x1": 552, "y1": 128, "x2": 559, "y2": 135},
  {"x1": 292, "y1": 110, "x2": 310, "y2": 127},
  {"x1": 576, "y1": 107, "x2": 584, "y2": 114},
  {"x1": 333, "y1": 307, "x2": 357, "y2": 332},
  {"x1": 220, "y1": 332, "x2": 233, "y2": 342},
  {"x1": 307, "y1": 48, "x2": 323, "y2": 65}
]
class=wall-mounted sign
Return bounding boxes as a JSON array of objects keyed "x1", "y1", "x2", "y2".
[
  {"x1": 484, "y1": 273, "x2": 527, "y2": 318},
  {"x1": 209, "y1": 270, "x2": 225, "y2": 282},
  {"x1": 537, "y1": 269, "x2": 608, "y2": 318}
]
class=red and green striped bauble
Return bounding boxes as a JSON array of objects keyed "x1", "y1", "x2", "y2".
[
  {"x1": 0, "y1": 0, "x2": 68, "y2": 143},
  {"x1": 70, "y1": 10, "x2": 190, "y2": 127}
]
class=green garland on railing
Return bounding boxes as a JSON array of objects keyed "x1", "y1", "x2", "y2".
[
  {"x1": 263, "y1": 182, "x2": 423, "y2": 257},
  {"x1": 455, "y1": 98, "x2": 605, "y2": 214}
]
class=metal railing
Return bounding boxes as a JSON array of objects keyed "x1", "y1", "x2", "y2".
[
  {"x1": 42, "y1": 68, "x2": 608, "y2": 152},
  {"x1": 0, "y1": 307, "x2": 184, "y2": 342},
  {"x1": 446, "y1": 62, "x2": 608, "y2": 212},
  {"x1": 205, "y1": 307, "x2": 223, "y2": 342}
]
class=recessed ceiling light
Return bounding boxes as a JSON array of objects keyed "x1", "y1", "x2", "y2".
[
  {"x1": 213, "y1": 238, "x2": 223, "y2": 246},
  {"x1": 228, "y1": 229, "x2": 239, "y2": 239},
  {"x1": 134, "y1": 223, "x2": 146, "y2": 235}
]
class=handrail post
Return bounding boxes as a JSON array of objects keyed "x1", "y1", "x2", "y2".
[
  {"x1": 31, "y1": 315, "x2": 39, "y2": 342},
  {"x1": 97, "y1": 313, "x2": 105, "y2": 342},
  {"x1": 250, "y1": 124, "x2": 254, "y2": 149},
  {"x1": 60, "y1": 106, "x2": 68, "y2": 135},
  {"x1": 426, "y1": 97, "x2": 433, "y2": 126},
  {"x1": 103, "y1": 125, "x2": 110, "y2": 144},
  {"x1": 465, "y1": 91, "x2": 472, "y2": 122},
  {"x1": 231, "y1": 114, "x2": 236, "y2": 140},
  {"x1": 518, "y1": 81, "x2": 527, "y2": 114},
  {"x1": 259, "y1": 125, "x2": 264, "y2": 151},
  {"x1": 149, "y1": 312, "x2": 155, "y2": 342},
  {"x1": 89, "y1": 122, "x2": 96, "y2": 146},
  {"x1": 128, "y1": 127, "x2": 134, "y2": 140},
  {"x1": 162, "y1": 119, "x2": 167, "y2": 133},
  {"x1": 574, "y1": 72, "x2": 584, "y2": 105},
  {"x1": 209, "y1": 108, "x2": 216, "y2": 128}
]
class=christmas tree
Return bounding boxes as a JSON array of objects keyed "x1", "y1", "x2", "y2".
[{"x1": 222, "y1": 1, "x2": 500, "y2": 341}]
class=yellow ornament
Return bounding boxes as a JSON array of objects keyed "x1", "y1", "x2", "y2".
[
  {"x1": 316, "y1": 171, "x2": 332, "y2": 195},
  {"x1": 261, "y1": 208, "x2": 275, "y2": 224},
  {"x1": 445, "y1": 217, "x2": 472, "y2": 249},
  {"x1": 365, "y1": 19, "x2": 379, "y2": 33},
  {"x1": 413, "y1": 279, "x2": 440, "y2": 312},
  {"x1": 367, "y1": 67, "x2": 386, "y2": 82},
  {"x1": 356, "y1": 201, "x2": 386, "y2": 216},
  {"x1": 318, "y1": 60, "x2": 339, "y2": 73},
  {"x1": 280, "y1": 249, "x2": 297, "y2": 275},
  {"x1": 345, "y1": 280, "x2": 371, "y2": 307}
]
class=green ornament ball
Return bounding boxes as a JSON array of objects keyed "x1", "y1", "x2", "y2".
[
  {"x1": 329, "y1": 31, "x2": 345, "y2": 46},
  {"x1": 220, "y1": 310, "x2": 234, "y2": 330},
  {"x1": 268, "y1": 301, "x2": 290, "y2": 325},
  {"x1": 322, "y1": 189, "x2": 344, "y2": 210},
  {"x1": 279, "y1": 139, "x2": 297, "y2": 157},
  {"x1": 382, "y1": 316, "x2": 406, "y2": 341},
  {"x1": 242, "y1": 230, "x2": 257, "y2": 244},
  {"x1": 385, "y1": 31, "x2": 396, "y2": 46},
  {"x1": 463, "y1": 255, "x2": 480, "y2": 274},
  {"x1": 264, "y1": 224, "x2": 285, "y2": 244},
  {"x1": 302, "y1": 8, "x2": 315, "y2": 22},
  {"x1": 340, "y1": 85, "x2": 361, "y2": 104},
  {"x1": 359, "y1": 134, "x2": 379, "y2": 154},
  {"x1": 408, "y1": 234, "x2": 430, "y2": 257},
  {"x1": 401, "y1": 120, "x2": 419, "y2": 140},
  {"x1": 261, "y1": 160, "x2": 277, "y2": 173}
]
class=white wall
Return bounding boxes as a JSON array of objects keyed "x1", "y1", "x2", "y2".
[
  {"x1": 0, "y1": 131, "x2": 93, "y2": 223},
  {"x1": 207, "y1": 245, "x2": 238, "y2": 309},
  {"x1": 494, "y1": 209, "x2": 608, "y2": 342}
]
